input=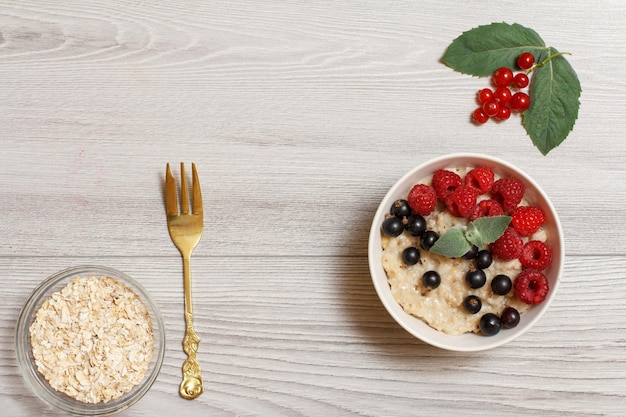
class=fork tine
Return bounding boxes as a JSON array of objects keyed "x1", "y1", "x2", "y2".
[
  {"x1": 180, "y1": 163, "x2": 190, "y2": 215},
  {"x1": 165, "y1": 163, "x2": 179, "y2": 216},
  {"x1": 191, "y1": 163, "x2": 203, "y2": 215}
]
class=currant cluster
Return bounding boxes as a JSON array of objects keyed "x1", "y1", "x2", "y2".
[{"x1": 472, "y1": 52, "x2": 535, "y2": 124}]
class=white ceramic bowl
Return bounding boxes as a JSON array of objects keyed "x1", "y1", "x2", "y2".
[
  {"x1": 16, "y1": 265, "x2": 165, "y2": 416},
  {"x1": 368, "y1": 153, "x2": 564, "y2": 351}
]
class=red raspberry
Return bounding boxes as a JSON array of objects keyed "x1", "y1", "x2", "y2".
[
  {"x1": 444, "y1": 185, "x2": 478, "y2": 218},
  {"x1": 519, "y1": 240, "x2": 552, "y2": 270},
  {"x1": 432, "y1": 169, "x2": 462, "y2": 201},
  {"x1": 464, "y1": 167, "x2": 494, "y2": 194},
  {"x1": 514, "y1": 269, "x2": 550, "y2": 304},
  {"x1": 491, "y1": 177, "x2": 525, "y2": 212},
  {"x1": 511, "y1": 206, "x2": 546, "y2": 236},
  {"x1": 468, "y1": 199, "x2": 504, "y2": 221},
  {"x1": 407, "y1": 184, "x2": 437, "y2": 216},
  {"x1": 490, "y1": 226, "x2": 523, "y2": 260}
]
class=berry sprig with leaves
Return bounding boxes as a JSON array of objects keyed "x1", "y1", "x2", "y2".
[{"x1": 442, "y1": 22, "x2": 581, "y2": 155}]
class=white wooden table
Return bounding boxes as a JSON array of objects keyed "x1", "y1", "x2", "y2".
[{"x1": 2, "y1": 1, "x2": 625, "y2": 416}]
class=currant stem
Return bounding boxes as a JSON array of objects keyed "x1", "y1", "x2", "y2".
[{"x1": 526, "y1": 50, "x2": 572, "y2": 74}]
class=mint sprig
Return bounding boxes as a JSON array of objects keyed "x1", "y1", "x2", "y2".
[
  {"x1": 441, "y1": 22, "x2": 581, "y2": 155},
  {"x1": 430, "y1": 216, "x2": 511, "y2": 258}
]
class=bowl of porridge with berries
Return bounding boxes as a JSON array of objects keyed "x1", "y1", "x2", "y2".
[{"x1": 368, "y1": 153, "x2": 563, "y2": 351}]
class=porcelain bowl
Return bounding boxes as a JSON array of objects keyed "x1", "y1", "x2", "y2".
[{"x1": 368, "y1": 153, "x2": 563, "y2": 351}]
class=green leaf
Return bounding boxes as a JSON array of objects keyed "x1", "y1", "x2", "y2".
[
  {"x1": 442, "y1": 22, "x2": 546, "y2": 76},
  {"x1": 523, "y1": 48, "x2": 582, "y2": 155},
  {"x1": 465, "y1": 216, "x2": 511, "y2": 248},
  {"x1": 429, "y1": 228, "x2": 472, "y2": 258}
]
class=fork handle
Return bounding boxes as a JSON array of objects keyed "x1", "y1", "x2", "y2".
[{"x1": 180, "y1": 255, "x2": 204, "y2": 399}]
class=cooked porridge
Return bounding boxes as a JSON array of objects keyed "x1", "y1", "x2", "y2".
[
  {"x1": 381, "y1": 166, "x2": 550, "y2": 335},
  {"x1": 29, "y1": 276, "x2": 155, "y2": 404}
]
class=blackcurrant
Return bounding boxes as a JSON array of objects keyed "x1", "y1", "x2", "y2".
[
  {"x1": 390, "y1": 199, "x2": 411, "y2": 218},
  {"x1": 462, "y1": 245, "x2": 479, "y2": 260},
  {"x1": 420, "y1": 230, "x2": 439, "y2": 251},
  {"x1": 405, "y1": 214, "x2": 427, "y2": 236},
  {"x1": 479, "y1": 313, "x2": 501, "y2": 336},
  {"x1": 462, "y1": 295, "x2": 482, "y2": 314},
  {"x1": 381, "y1": 217, "x2": 404, "y2": 237},
  {"x1": 465, "y1": 269, "x2": 487, "y2": 289},
  {"x1": 402, "y1": 247, "x2": 420, "y2": 265},
  {"x1": 422, "y1": 270, "x2": 441, "y2": 289},
  {"x1": 475, "y1": 250, "x2": 493, "y2": 269},
  {"x1": 500, "y1": 307, "x2": 521, "y2": 329},
  {"x1": 491, "y1": 274, "x2": 512, "y2": 295}
]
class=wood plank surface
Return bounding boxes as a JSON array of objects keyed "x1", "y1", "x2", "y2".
[{"x1": 1, "y1": 1, "x2": 625, "y2": 416}]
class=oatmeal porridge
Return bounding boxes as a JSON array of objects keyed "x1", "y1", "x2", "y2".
[{"x1": 381, "y1": 166, "x2": 551, "y2": 336}]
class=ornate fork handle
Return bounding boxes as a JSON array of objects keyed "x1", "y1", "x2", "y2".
[
  {"x1": 179, "y1": 253, "x2": 203, "y2": 399},
  {"x1": 180, "y1": 312, "x2": 203, "y2": 399}
]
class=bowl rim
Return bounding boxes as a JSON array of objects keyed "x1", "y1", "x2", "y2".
[
  {"x1": 15, "y1": 265, "x2": 166, "y2": 416},
  {"x1": 368, "y1": 153, "x2": 564, "y2": 351}
]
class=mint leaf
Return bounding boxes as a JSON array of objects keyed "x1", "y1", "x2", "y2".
[
  {"x1": 465, "y1": 216, "x2": 511, "y2": 248},
  {"x1": 429, "y1": 228, "x2": 472, "y2": 258},
  {"x1": 442, "y1": 22, "x2": 546, "y2": 76},
  {"x1": 523, "y1": 48, "x2": 582, "y2": 155}
]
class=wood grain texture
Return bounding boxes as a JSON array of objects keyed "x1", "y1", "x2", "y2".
[{"x1": 1, "y1": 0, "x2": 626, "y2": 415}]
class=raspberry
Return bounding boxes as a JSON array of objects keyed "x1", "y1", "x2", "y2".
[
  {"x1": 490, "y1": 226, "x2": 523, "y2": 260},
  {"x1": 444, "y1": 185, "x2": 478, "y2": 218},
  {"x1": 464, "y1": 167, "x2": 494, "y2": 194},
  {"x1": 432, "y1": 169, "x2": 462, "y2": 201},
  {"x1": 519, "y1": 240, "x2": 552, "y2": 270},
  {"x1": 468, "y1": 199, "x2": 504, "y2": 221},
  {"x1": 407, "y1": 184, "x2": 437, "y2": 216},
  {"x1": 514, "y1": 269, "x2": 550, "y2": 304},
  {"x1": 511, "y1": 206, "x2": 546, "y2": 236},
  {"x1": 491, "y1": 177, "x2": 525, "y2": 212}
]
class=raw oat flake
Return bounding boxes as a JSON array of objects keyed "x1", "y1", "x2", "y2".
[{"x1": 29, "y1": 276, "x2": 155, "y2": 404}]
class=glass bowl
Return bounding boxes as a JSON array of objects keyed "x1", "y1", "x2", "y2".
[
  {"x1": 368, "y1": 153, "x2": 564, "y2": 351},
  {"x1": 16, "y1": 265, "x2": 166, "y2": 416}
]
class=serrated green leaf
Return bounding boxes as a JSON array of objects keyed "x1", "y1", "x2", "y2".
[
  {"x1": 442, "y1": 22, "x2": 546, "y2": 76},
  {"x1": 523, "y1": 48, "x2": 581, "y2": 155},
  {"x1": 429, "y1": 228, "x2": 472, "y2": 258},
  {"x1": 465, "y1": 216, "x2": 511, "y2": 248}
]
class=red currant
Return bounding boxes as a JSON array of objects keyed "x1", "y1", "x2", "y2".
[
  {"x1": 513, "y1": 73, "x2": 530, "y2": 88},
  {"x1": 493, "y1": 87, "x2": 512, "y2": 104},
  {"x1": 473, "y1": 108, "x2": 489, "y2": 124},
  {"x1": 495, "y1": 105, "x2": 511, "y2": 121},
  {"x1": 510, "y1": 92, "x2": 531, "y2": 112},
  {"x1": 482, "y1": 100, "x2": 500, "y2": 117},
  {"x1": 517, "y1": 52, "x2": 535, "y2": 70},
  {"x1": 477, "y1": 88, "x2": 493, "y2": 104},
  {"x1": 493, "y1": 67, "x2": 514, "y2": 87}
]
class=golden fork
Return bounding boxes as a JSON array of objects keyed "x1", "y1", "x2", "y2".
[{"x1": 165, "y1": 162, "x2": 204, "y2": 400}]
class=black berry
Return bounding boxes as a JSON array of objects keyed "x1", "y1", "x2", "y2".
[
  {"x1": 462, "y1": 245, "x2": 479, "y2": 260},
  {"x1": 462, "y1": 295, "x2": 482, "y2": 314},
  {"x1": 381, "y1": 217, "x2": 404, "y2": 237},
  {"x1": 479, "y1": 313, "x2": 501, "y2": 336},
  {"x1": 390, "y1": 199, "x2": 412, "y2": 219},
  {"x1": 405, "y1": 214, "x2": 427, "y2": 237},
  {"x1": 500, "y1": 307, "x2": 520, "y2": 329},
  {"x1": 475, "y1": 250, "x2": 493, "y2": 269},
  {"x1": 491, "y1": 274, "x2": 512, "y2": 296},
  {"x1": 465, "y1": 269, "x2": 487, "y2": 289},
  {"x1": 420, "y1": 230, "x2": 439, "y2": 251},
  {"x1": 422, "y1": 270, "x2": 441, "y2": 289},
  {"x1": 402, "y1": 247, "x2": 420, "y2": 265}
]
